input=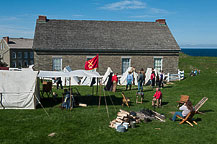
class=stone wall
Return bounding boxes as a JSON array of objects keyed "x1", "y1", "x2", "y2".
[
  {"x1": 0, "y1": 40, "x2": 10, "y2": 66},
  {"x1": 34, "y1": 53, "x2": 179, "y2": 74}
]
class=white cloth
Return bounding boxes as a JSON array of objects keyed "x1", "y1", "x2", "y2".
[
  {"x1": 0, "y1": 71, "x2": 39, "y2": 109},
  {"x1": 179, "y1": 105, "x2": 190, "y2": 117}
]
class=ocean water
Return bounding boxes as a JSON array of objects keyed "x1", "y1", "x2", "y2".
[{"x1": 181, "y1": 48, "x2": 217, "y2": 57}]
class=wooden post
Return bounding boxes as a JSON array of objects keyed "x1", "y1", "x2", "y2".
[
  {"x1": 69, "y1": 77, "x2": 72, "y2": 110},
  {"x1": 96, "y1": 77, "x2": 99, "y2": 96},
  {"x1": 167, "y1": 73, "x2": 170, "y2": 82},
  {"x1": 98, "y1": 83, "x2": 101, "y2": 109}
]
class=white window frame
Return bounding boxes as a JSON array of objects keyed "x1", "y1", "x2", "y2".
[
  {"x1": 121, "y1": 57, "x2": 131, "y2": 74},
  {"x1": 154, "y1": 57, "x2": 163, "y2": 73},
  {"x1": 52, "y1": 57, "x2": 62, "y2": 71}
]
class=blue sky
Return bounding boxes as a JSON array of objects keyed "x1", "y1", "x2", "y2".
[{"x1": 0, "y1": 0, "x2": 217, "y2": 47}]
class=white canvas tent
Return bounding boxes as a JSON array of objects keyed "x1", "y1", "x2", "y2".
[
  {"x1": 101, "y1": 67, "x2": 113, "y2": 85},
  {"x1": 144, "y1": 68, "x2": 159, "y2": 85},
  {"x1": 119, "y1": 67, "x2": 138, "y2": 85},
  {"x1": 38, "y1": 70, "x2": 100, "y2": 78},
  {"x1": 61, "y1": 66, "x2": 79, "y2": 86},
  {"x1": 145, "y1": 68, "x2": 152, "y2": 85},
  {"x1": 0, "y1": 70, "x2": 39, "y2": 109}
]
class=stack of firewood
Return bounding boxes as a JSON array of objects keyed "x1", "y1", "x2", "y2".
[{"x1": 109, "y1": 109, "x2": 140, "y2": 129}]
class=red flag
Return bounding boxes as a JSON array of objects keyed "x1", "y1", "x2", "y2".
[{"x1": 85, "y1": 55, "x2": 99, "y2": 70}]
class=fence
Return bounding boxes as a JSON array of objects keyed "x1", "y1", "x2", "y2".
[{"x1": 166, "y1": 70, "x2": 184, "y2": 82}]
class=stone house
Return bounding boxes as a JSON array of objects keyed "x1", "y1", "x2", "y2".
[
  {"x1": 33, "y1": 16, "x2": 180, "y2": 74},
  {"x1": 0, "y1": 37, "x2": 34, "y2": 68}
]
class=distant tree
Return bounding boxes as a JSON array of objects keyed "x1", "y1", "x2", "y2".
[{"x1": 0, "y1": 57, "x2": 8, "y2": 67}]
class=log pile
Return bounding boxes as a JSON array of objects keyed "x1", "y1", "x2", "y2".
[
  {"x1": 109, "y1": 109, "x2": 166, "y2": 128},
  {"x1": 109, "y1": 109, "x2": 140, "y2": 129}
]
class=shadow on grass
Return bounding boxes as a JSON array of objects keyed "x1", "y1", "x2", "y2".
[
  {"x1": 37, "y1": 95, "x2": 123, "y2": 108},
  {"x1": 163, "y1": 85, "x2": 174, "y2": 89},
  {"x1": 76, "y1": 95, "x2": 123, "y2": 106},
  {"x1": 162, "y1": 102, "x2": 169, "y2": 106},
  {"x1": 194, "y1": 118, "x2": 202, "y2": 122},
  {"x1": 37, "y1": 97, "x2": 63, "y2": 108},
  {"x1": 198, "y1": 109, "x2": 214, "y2": 113}
]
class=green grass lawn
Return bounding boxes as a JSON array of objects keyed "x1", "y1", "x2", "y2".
[{"x1": 1, "y1": 53, "x2": 217, "y2": 144}]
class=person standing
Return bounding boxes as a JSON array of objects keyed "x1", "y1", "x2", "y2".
[
  {"x1": 126, "y1": 71, "x2": 133, "y2": 90},
  {"x1": 159, "y1": 70, "x2": 164, "y2": 88},
  {"x1": 56, "y1": 77, "x2": 63, "y2": 89},
  {"x1": 150, "y1": 70, "x2": 155, "y2": 88},
  {"x1": 112, "y1": 73, "x2": 118, "y2": 92},
  {"x1": 138, "y1": 68, "x2": 145, "y2": 92}
]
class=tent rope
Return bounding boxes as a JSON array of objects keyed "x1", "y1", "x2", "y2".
[
  {"x1": 0, "y1": 93, "x2": 5, "y2": 109},
  {"x1": 106, "y1": 91, "x2": 117, "y2": 111},
  {"x1": 35, "y1": 96, "x2": 50, "y2": 117},
  {"x1": 103, "y1": 89, "x2": 110, "y2": 119}
]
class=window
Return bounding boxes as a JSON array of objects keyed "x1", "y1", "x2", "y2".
[
  {"x1": 30, "y1": 52, "x2": 34, "y2": 59},
  {"x1": 154, "y1": 58, "x2": 163, "y2": 73},
  {"x1": 12, "y1": 52, "x2": 16, "y2": 59},
  {"x1": 86, "y1": 56, "x2": 94, "y2": 61},
  {"x1": 122, "y1": 58, "x2": 131, "y2": 74},
  {"x1": 30, "y1": 60, "x2": 34, "y2": 65},
  {"x1": 52, "y1": 57, "x2": 62, "y2": 71},
  {"x1": 18, "y1": 52, "x2": 22, "y2": 59},
  {"x1": 18, "y1": 60, "x2": 22, "y2": 68},
  {"x1": 11, "y1": 60, "x2": 16, "y2": 68},
  {"x1": 24, "y1": 52, "x2": 28, "y2": 59},
  {"x1": 0, "y1": 42, "x2": 3, "y2": 50},
  {"x1": 23, "y1": 60, "x2": 28, "y2": 67}
]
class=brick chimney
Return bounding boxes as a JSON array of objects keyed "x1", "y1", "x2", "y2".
[
  {"x1": 38, "y1": 15, "x2": 47, "y2": 22},
  {"x1": 156, "y1": 19, "x2": 166, "y2": 25},
  {"x1": 3, "y1": 36, "x2": 9, "y2": 44}
]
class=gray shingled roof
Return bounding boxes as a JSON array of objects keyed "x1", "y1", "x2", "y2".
[
  {"x1": 33, "y1": 19, "x2": 180, "y2": 52},
  {"x1": 8, "y1": 38, "x2": 33, "y2": 49}
]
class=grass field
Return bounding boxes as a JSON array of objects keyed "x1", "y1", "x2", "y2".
[{"x1": 1, "y1": 53, "x2": 217, "y2": 144}]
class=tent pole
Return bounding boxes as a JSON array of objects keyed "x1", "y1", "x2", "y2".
[
  {"x1": 92, "y1": 85, "x2": 94, "y2": 96},
  {"x1": 98, "y1": 83, "x2": 101, "y2": 109},
  {"x1": 103, "y1": 89, "x2": 110, "y2": 119},
  {"x1": 69, "y1": 77, "x2": 72, "y2": 110},
  {"x1": 96, "y1": 77, "x2": 99, "y2": 96}
]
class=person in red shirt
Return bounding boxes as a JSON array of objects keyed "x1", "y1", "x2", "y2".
[
  {"x1": 112, "y1": 73, "x2": 118, "y2": 92},
  {"x1": 152, "y1": 88, "x2": 162, "y2": 107},
  {"x1": 150, "y1": 70, "x2": 155, "y2": 88}
]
